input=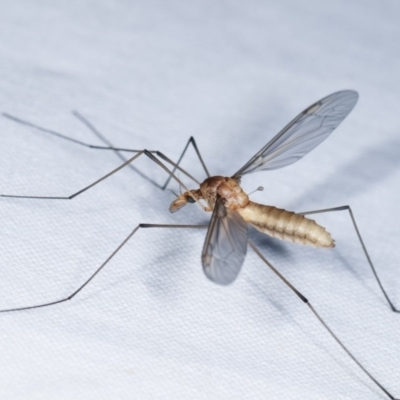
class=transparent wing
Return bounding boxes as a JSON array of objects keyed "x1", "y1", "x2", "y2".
[
  {"x1": 232, "y1": 90, "x2": 358, "y2": 177},
  {"x1": 202, "y1": 198, "x2": 248, "y2": 285}
]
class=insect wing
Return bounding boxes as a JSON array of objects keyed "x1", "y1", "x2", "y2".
[
  {"x1": 233, "y1": 90, "x2": 358, "y2": 177},
  {"x1": 202, "y1": 198, "x2": 248, "y2": 285}
]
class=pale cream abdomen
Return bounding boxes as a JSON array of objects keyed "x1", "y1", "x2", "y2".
[{"x1": 238, "y1": 201, "x2": 334, "y2": 248}]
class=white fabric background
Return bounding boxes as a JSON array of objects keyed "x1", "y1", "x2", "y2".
[{"x1": 0, "y1": 1, "x2": 399, "y2": 399}]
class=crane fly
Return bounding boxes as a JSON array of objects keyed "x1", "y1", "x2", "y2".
[{"x1": 1, "y1": 90, "x2": 398, "y2": 399}]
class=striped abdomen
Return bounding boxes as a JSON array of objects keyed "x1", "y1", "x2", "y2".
[{"x1": 238, "y1": 201, "x2": 334, "y2": 248}]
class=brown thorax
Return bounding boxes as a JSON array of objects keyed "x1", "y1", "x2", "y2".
[{"x1": 169, "y1": 176, "x2": 250, "y2": 213}]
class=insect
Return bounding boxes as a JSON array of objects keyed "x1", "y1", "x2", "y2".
[{"x1": 1, "y1": 91, "x2": 398, "y2": 399}]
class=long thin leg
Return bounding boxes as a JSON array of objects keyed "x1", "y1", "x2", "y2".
[
  {"x1": 0, "y1": 223, "x2": 208, "y2": 313},
  {"x1": 72, "y1": 110, "x2": 162, "y2": 189},
  {"x1": 3, "y1": 112, "x2": 209, "y2": 190},
  {"x1": 162, "y1": 136, "x2": 210, "y2": 190},
  {"x1": 3, "y1": 112, "x2": 139, "y2": 152},
  {"x1": 248, "y1": 240, "x2": 398, "y2": 400},
  {"x1": 73, "y1": 110, "x2": 210, "y2": 189},
  {"x1": 73, "y1": 111, "x2": 209, "y2": 188},
  {"x1": 298, "y1": 205, "x2": 398, "y2": 313},
  {"x1": 0, "y1": 149, "x2": 197, "y2": 200}
]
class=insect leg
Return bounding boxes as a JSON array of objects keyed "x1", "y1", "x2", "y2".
[
  {"x1": 0, "y1": 223, "x2": 208, "y2": 313},
  {"x1": 3, "y1": 111, "x2": 209, "y2": 190},
  {"x1": 72, "y1": 110, "x2": 167, "y2": 189},
  {"x1": 72, "y1": 111, "x2": 209, "y2": 188},
  {"x1": 161, "y1": 136, "x2": 210, "y2": 190},
  {"x1": 298, "y1": 205, "x2": 398, "y2": 313},
  {"x1": 2, "y1": 112, "x2": 130, "y2": 151},
  {"x1": 0, "y1": 149, "x2": 197, "y2": 201},
  {"x1": 248, "y1": 240, "x2": 399, "y2": 400}
]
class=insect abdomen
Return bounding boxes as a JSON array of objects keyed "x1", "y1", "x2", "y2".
[{"x1": 238, "y1": 201, "x2": 334, "y2": 248}]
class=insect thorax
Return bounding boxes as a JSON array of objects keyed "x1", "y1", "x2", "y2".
[{"x1": 200, "y1": 176, "x2": 249, "y2": 211}]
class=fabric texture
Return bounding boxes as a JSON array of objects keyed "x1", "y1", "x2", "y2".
[{"x1": 0, "y1": 1, "x2": 399, "y2": 399}]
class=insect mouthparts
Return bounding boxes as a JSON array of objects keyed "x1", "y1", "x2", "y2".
[{"x1": 169, "y1": 192, "x2": 193, "y2": 213}]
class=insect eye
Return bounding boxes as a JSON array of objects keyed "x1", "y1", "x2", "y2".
[{"x1": 186, "y1": 196, "x2": 195, "y2": 203}]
